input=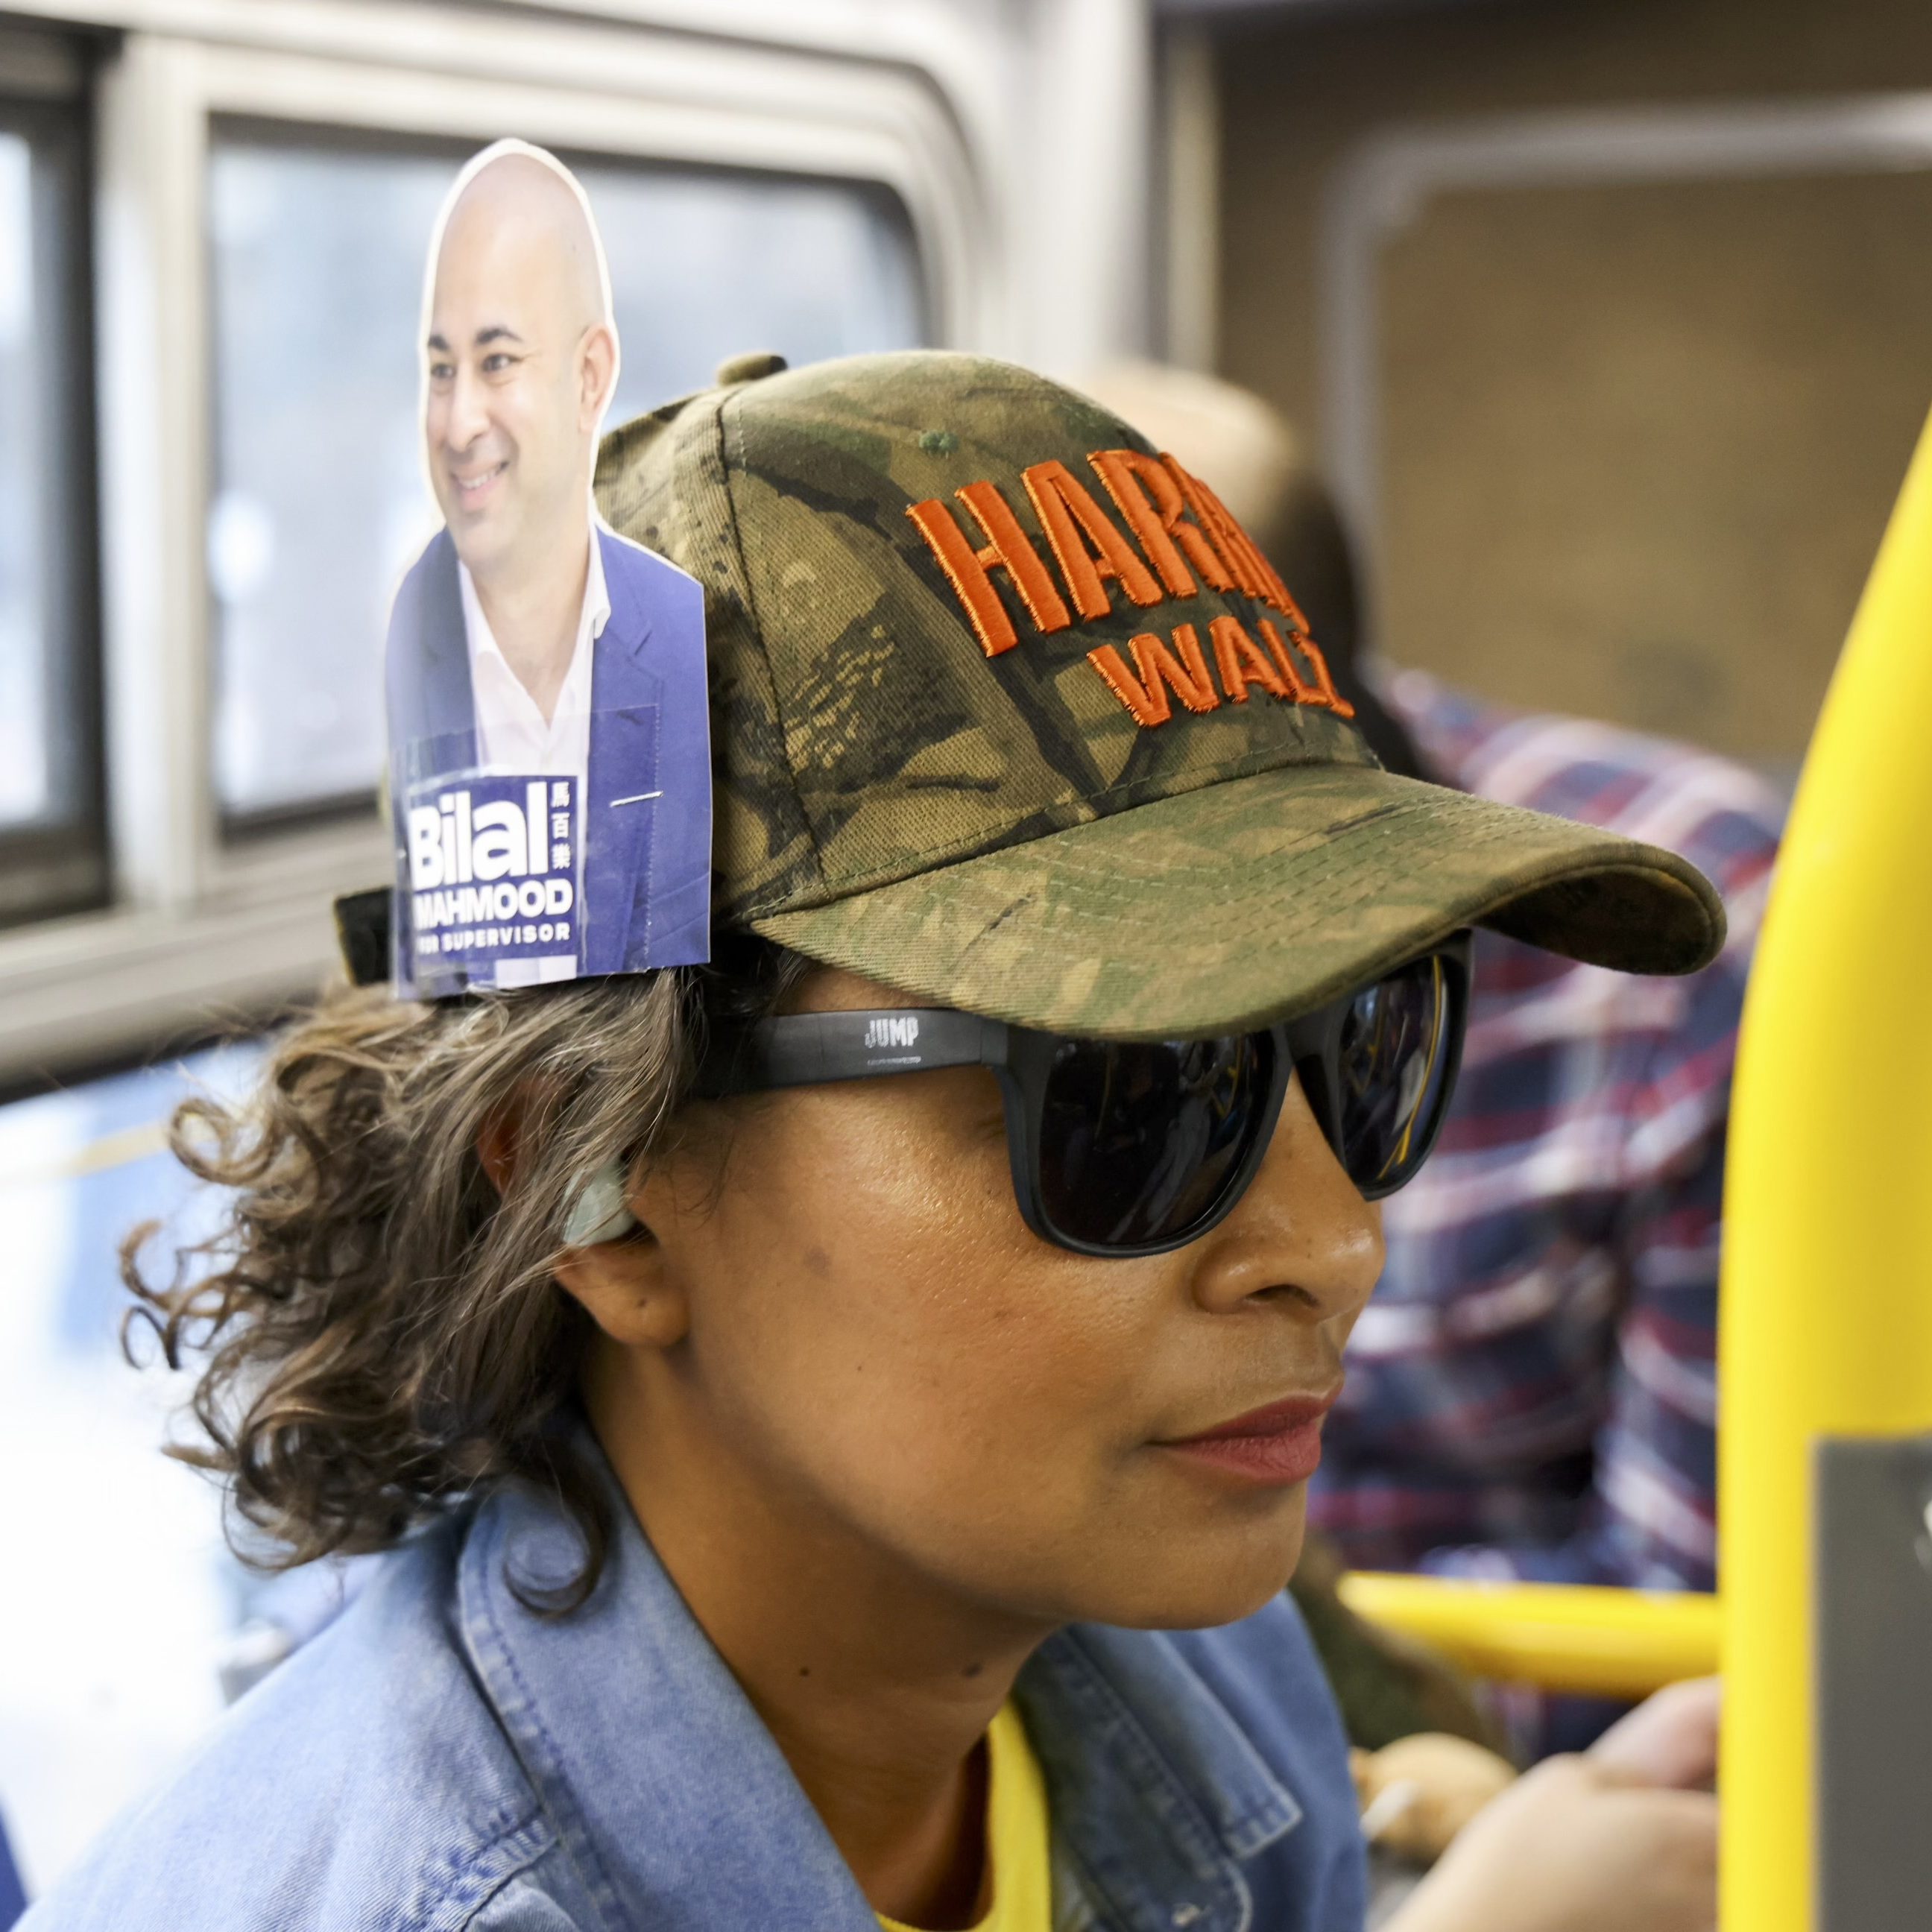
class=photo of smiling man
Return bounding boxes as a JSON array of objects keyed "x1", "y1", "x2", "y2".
[{"x1": 385, "y1": 139, "x2": 709, "y2": 997}]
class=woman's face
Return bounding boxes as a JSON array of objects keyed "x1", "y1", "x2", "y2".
[{"x1": 606, "y1": 966, "x2": 1384, "y2": 1634}]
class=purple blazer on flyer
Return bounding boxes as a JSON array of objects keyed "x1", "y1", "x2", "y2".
[{"x1": 385, "y1": 525, "x2": 711, "y2": 997}]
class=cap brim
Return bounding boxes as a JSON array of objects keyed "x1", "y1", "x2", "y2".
[{"x1": 751, "y1": 765, "x2": 1726, "y2": 1040}]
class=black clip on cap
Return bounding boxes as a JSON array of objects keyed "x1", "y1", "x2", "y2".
[{"x1": 334, "y1": 887, "x2": 392, "y2": 988}]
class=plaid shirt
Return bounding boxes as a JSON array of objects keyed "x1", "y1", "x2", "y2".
[{"x1": 1309, "y1": 670, "x2": 1784, "y2": 1595}]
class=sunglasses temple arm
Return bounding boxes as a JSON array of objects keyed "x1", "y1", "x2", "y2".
[
  {"x1": 573, "y1": 1011, "x2": 1012, "y2": 1243},
  {"x1": 710, "y1": 1009, "x2": 1012, "y2": 1094}
]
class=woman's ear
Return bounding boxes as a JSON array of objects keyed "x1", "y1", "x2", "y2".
[
  {"x1": 476, "y1": 1099, "x2": 688, "y2": 1351},
  {"x1": 554, "y1": 1222, "x2": 690, "y2": 1352},
  {"x1": 476, "y1": 1100, "x2": 525, "y2": 1199}
]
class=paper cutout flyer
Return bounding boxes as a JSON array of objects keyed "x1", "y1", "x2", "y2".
[{"x1": 385, "y1": 139, "x2": 711, "y2": 998}]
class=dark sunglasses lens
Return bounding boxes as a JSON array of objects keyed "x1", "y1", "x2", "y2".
[
  {"x1": 1037, "y1": 1032, "x2": 1274, "y2": 1250},
  {"x1": 1335, "y1": 953, "x2": 1456, "y2": 1196}
]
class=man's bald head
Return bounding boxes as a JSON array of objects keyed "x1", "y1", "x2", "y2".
[
  {"x1": 421, "y1": 143, "x2": 619, "y2": 588},
  {"x1": 432, "y1": 148, "x2": 611, "y2": 344}
]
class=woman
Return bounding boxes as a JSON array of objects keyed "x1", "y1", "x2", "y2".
[{"x1": 34, "y1": 351, "x2": 1720, "y2": 1931}]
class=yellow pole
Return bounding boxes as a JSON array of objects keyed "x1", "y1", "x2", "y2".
[
  {"x1": 1336, "y1": 1573, "x2": 1718, "y2": 1699},
  {"x1": 1720, "y1": 406, "x2": 1932, "y2": 1929}
]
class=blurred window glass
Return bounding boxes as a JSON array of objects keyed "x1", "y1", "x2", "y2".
[
  {"x1": 0, "y1": 41, "x2": 105, "y2": 924},
  {"x1": 206, "y1": 128, "x2": 927, "y2": 828}
]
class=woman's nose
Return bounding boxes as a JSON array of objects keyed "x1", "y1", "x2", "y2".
[{"x1": 1185, "y1": 1073, "x2": 1385, "y2": 1324}]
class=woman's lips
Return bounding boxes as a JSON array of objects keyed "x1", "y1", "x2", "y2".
[{"x1": 1158, "y1": 1390, "x2": 1342, "y2": 1486}]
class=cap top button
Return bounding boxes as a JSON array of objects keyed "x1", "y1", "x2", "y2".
[{"x1": 715, "y1": 350, "x2": 788, "y2": 387}]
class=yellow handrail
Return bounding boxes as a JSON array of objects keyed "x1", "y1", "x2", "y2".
[
  {"x1": 1342, "y1": 408, "x2": 1932, "y2": 1922},
  {"x1": 1718, "y1": 404, "x2": 1932, "y2": 1929},
  {"x1": 1337, "y1": 1573, "x2": 1719, "y2": 1701}
]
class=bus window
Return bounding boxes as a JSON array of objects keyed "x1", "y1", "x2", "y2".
[
  {"x1": 205, "y1": 130, "x2": 924, "y2": 830},
  {"x1": 0, "y1": 66, "x2": 104, "y2": 926}
]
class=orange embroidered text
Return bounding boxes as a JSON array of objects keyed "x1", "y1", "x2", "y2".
[
  {"x1": 1021, "y1": 459, "x2": 1163, "y2": 620},
  {"x1": 1086, "y1": 624, "x2": 1222, "y2": 727},
  {"x1": 905, "y1": 487, "x2": 1070, "y2": 657},
  {"x1": 1089, "y1": 613, "x2": 1352, "y2": 730},
  {"x1": 1258, "y1": 618, "x2": 1354, "y2": 718},
  {"x1": 1209, "y1": 615, "x2": 1290, "y2": 704},
  {"x1": 908, "y1": 449, "x2": 1342, "y2": 705}
]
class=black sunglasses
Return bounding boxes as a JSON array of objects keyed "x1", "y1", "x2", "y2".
[{"x1": 701, "y1": 934, "x2": 1471, "y2": 1259}]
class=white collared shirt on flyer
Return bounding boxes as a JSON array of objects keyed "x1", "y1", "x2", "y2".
[{"x1": 458, "y1": 528, "x2": 609, "y2": 987}]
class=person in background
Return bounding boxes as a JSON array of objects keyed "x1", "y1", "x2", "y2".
[{"x1": 1087, "y1": 363, "x2": 1781, "y2": 1754}]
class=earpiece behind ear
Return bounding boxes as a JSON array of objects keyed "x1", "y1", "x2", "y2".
[{"x1": 563, "y1": 1161, "x2": 640, "y2": 1246}]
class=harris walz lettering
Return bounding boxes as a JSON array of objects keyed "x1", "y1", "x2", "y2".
[{"x1": 906, "y1": 448, "x2": 1355, "y2": 731}]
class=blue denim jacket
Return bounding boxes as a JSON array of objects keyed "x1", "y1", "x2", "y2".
[{"x1": 25, "y1": 1460, "x2": 1366, "y2": 1931}]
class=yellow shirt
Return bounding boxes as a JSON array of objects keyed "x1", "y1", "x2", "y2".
[{"x1": 875, "y1": 1703, "x2": 1052, "y2": 1932}]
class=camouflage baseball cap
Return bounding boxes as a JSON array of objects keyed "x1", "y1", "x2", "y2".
[{"x1": 591, "y1": 349, "x2": 1723, "y2": 1041}]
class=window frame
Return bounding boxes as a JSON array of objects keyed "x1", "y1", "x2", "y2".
[
  {"x1": 0, "y1": 4, "x2": 997, "y2": 1080},
  {"x1": 137, "y1": 34, "x2": 976, "y2": 926},
  {"x1": 1319, "y1": 95, "x2": 1932, "y2": 569},
  {"x1": 0, "y1": 0, "x2": 1155, "y2": 1082},
  {"x1": 201, "y1": 111, "x2": 931, "y2": 841},
  {"x1": 0, "y1": 50, "x2": 109, "y2": 929}
]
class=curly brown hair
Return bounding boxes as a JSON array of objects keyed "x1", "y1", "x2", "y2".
[{"x1": 124, "y1": 941, "x2": 806, "y2": 1607}]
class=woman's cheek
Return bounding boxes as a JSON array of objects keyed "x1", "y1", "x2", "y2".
[
  {"x1": 759, "y1": 1084, "x2": 1017, "y2": 1295},
  {"x1": 693, "y1": 1082, "x2": 1164, "y2": 1576}
]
